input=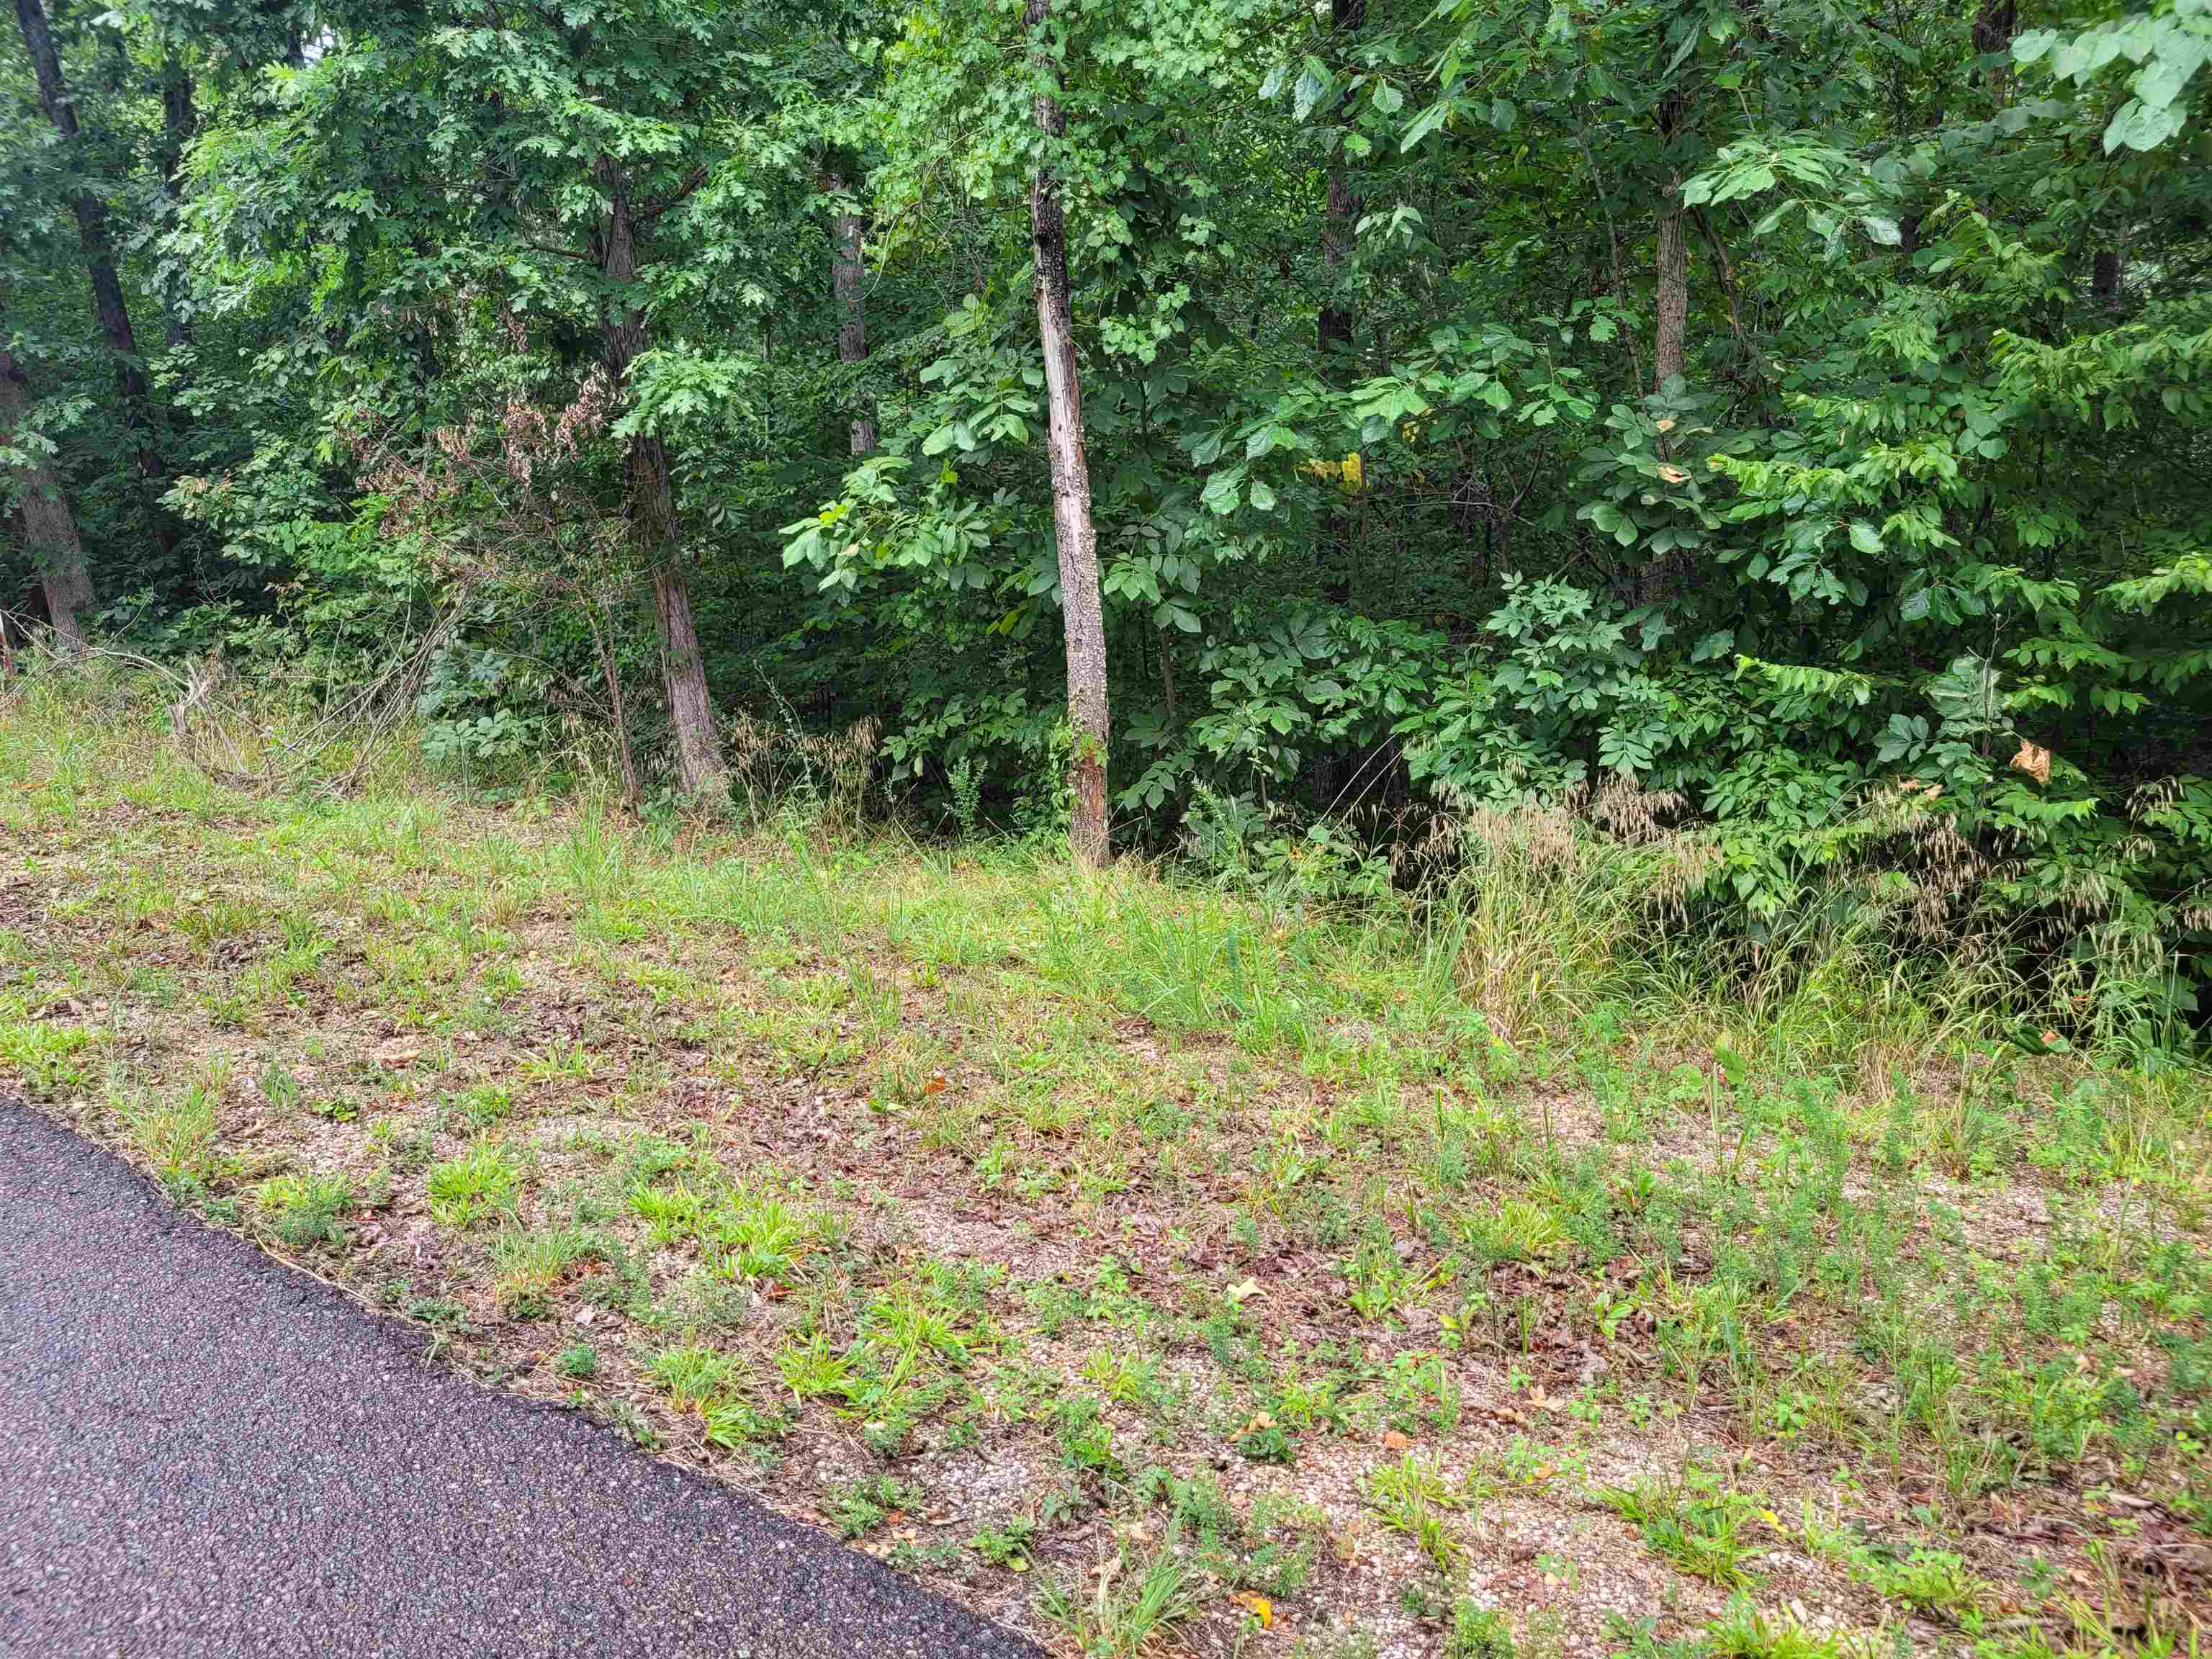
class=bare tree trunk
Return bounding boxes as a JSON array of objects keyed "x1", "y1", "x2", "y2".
[
  {"x1": 157, "y1": 48, "x2": 196, "y2": 353},
  {"x1": 588, "y1": 598, "x2": 641, "y2": 811},
  {"x1": 1317, "y1": 0, "x2": 1365, "y2": 357},
  {"x1": 1653, "y1": 192, "x2": 1689, "y2": 390},
  {"x1": 1025, "y1": 0, "x2": 1110, "y2": 867},
  {"x1": 1316, "y1": 0, "x2": 1364, "y2": 611},
  {"x1": 827, "y1": 169, "x2": 875, "y2": 455},
  {"x1": 1642, "y1": 194, "x2": 1690, "y2": 613},
  {"x1": 2092, "y1": 246, "x2": 2121, "y2": 308},
  {"x1": 14, "y1": 0, "x2": 170, "y2": 536},
  {"x1": 594, "y1": 154, "x2": 728, "y2": 802},
  {"x1": 0, "y1": 350, "x2": 96, "y2": 649},
  {"x1": 1974, "y1": 0, "x2": 2018, "y2": 105},
  {"x1": 1643, "y1": 94, "x2": 1693, "y2": 607}
]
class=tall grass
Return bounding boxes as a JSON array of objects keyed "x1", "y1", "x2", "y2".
[{"x1": 5, "y1": 655, "x2": 2195, "y2": 1111}]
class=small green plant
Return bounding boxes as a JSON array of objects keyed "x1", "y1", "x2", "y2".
[
  {"x1": 489, "y1": 1226, "x2": 596, "y2": 1317},
  {"x1": 1599, "y1": 1467, "x2": 1762, "y2": 1589},
  {"x1": 120, "y1": 1064, "x2": 224, "y2": 1181},
  {"x1": 831, "y1": 1473, "x2": 917, "y2": 1540},
  {"x1": 521, "y1": 1039, "x2": 595, "y2": 1082},
  {"x1": 258, "y1": 1061, "x2": 302, "y2": 1112},
  {"x1": 1366, "y1": 1454, "x2": 1464, "y2": 1573},
  {"x1": 426, "y1": 1137, "x2": 522, "y2": 1228},
  {"x1": 1447, "y1": 1602, "x2": 1517, "y2": 1659},
  {"x1": 968, "y1": 1516, "x2": 1035, "y2": 1570},
  {"x1": 775, "y1": 1330, "x2": 856, "y2": 1401},
  {"x1": 647, "y1": 1341, "x2": 780, "y2": 1449},
  {"x1": 0, "y1": 1018, "x2": 99, "y2": 1097},
  {"x1": 650, "y1": 1342, "x2": 738, "y2": 1411},
  {"x1": 1053, "y1": 1393, "x2": 1121, "y2": 1478},
  {"x1": 250, "y1": 1171, "x2": 353, "y2": 1250},
  {"x1": 1238, "y1": 1416, "x2": 1296, "y2": 1464},
  {"x1": 1702, "y1": 1595, "x2": 1858, "y2": 1658},
  {"x1": 447, "y1": 1082, "x2": 516, "y2": 1129},
  {"x1": 1038, "y1": 1524, "x2": 1201, "y2": 1659},
  {"x1": 948, "y1": 755, "x2": 984, "y2": 840},
  {"x1": 557, "y1": 1341, "x2": 598, "y2": 1379}
]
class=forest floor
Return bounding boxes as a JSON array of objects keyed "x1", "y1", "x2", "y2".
[{"x1": 3, "y1": 670, "x2": 2209, "y2": 1659}]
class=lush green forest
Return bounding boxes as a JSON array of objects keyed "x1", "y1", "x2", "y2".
[{"x1": 4, "y1": 0, "x2": 2210, "y2": 1043}]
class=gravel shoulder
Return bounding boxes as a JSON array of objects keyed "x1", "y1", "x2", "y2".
[{"x1": 0, "y1": 1092, "x2": 1043, "y2": 1659}]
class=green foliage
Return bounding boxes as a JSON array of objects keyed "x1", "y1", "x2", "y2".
[{"x1": 6, "y1": 0, "x2": 2208, "y2": 1047}]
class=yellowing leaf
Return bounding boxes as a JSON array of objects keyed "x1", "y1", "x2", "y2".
[
  {"x1": 1233, "y1": 1592, "x2": 1273, "y2": 1628},
  {"x1": 1226, "y1": 1277, "x2": 1262, "y2": 1303}
]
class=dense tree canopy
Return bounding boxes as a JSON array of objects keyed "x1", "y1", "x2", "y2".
[{"x1": 4, "y1": 0, "x2": 2209, "y2": 1036}]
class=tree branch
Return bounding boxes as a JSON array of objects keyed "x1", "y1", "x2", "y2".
[{"x1": 637, "y1": 166, "x2": 709, "y2": 224}]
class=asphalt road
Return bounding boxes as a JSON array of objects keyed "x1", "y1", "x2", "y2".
[{"x1": 0, "y1": 1094, "x2": 1042, "y2": 1658}]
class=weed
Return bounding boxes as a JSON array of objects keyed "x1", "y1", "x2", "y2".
[
  {"x1": 249, "y1": 1171, "x2": 353, "y2": 1250},
  {"x1": 446, "y1": 1082, "x2": 516, "y2": 1130},
  {"x1": 0, "y1": 1019, "x2": 99, "y2": 1097},
  {"x1": 426, "y1": 1138, "x2": 523, "y2": 1228},
  {"x1": 831, "y1": 1473, "x2": 916, "y2": 1539},
  {"x1": 968, "y1": 1516, "x2": 1035, "y2": 1570},
  {"x1": 1599, "y1": 1467, "x2": 1762, "y2": 1589},
  {"x1": 1702, "y1": 1596, "x2": 1861, "y2": 1658},
  {"x1": 119, "y1": 1065, "x2": 223, "y2": 1181},
  {"x1": 489, "y1": 1226, "x2": 598, "y2": 1317},
  {"x1": 521, "y1": 1038, "x2": 595, "y2": 1083},
  {"x1": 1448, "y1": 1603, "x2": 1517, "y2": 1659},
  {"x1": 1038, "y1": 1524, "x2": 1201, "y2": 1659},
  {"x1": 1366, "y1": 1453, "x2": 1464, "y2": 1573}
]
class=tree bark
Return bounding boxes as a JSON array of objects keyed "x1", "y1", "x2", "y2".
[
  {"x1": 1643, "y1": 94, "x2": 1694, "y2": 608},
  {"x1": 14, "y1": 0, "x2": 169, "y2": 513},
  {"x1": 1025, "y1": 0, "x2": 1110, "y2": 867},
  {"x1": 1973, "y1": 0, "x2": 2018, "y2": 106},
  {"x1": 1653, "y1": 190, "x2": 1689, "y2": 390},
  {"x1": 593, "y1": 153, "x2": 728, "y2": 802},
  {"x1": 826, "y1": 169, "x2": 875, "y2": 455},
  {"x1": 0, "y1": 350, "x2": 96, "y2": 649},
  {"x1": 1315, "y1": 0, "x2": 1364, "y2": 611},
  {"x1": 2092, "y1": 246, "x2": 2121, "y2": 308},
  {"x1": 157, "y1": 48, "x2": 196, "y2": 351},
  {"x1": 1317, "y1": 0, "x2": 1365, "y2": 357}
]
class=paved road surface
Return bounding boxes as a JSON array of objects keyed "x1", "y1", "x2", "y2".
[{"x1": 0, "y1": 1094, "x2": 1041, "y2": 1658}]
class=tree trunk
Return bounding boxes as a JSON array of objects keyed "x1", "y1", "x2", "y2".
[
  {"x1": 1653, "y1": 192, "x2": 1689, "y2": 390},
  {"x1": 2092, "y1": 246, "x2": 2121, "y2": 308},
  {"x1": 14, "y1": 0, "x2": 169, "y2": 516},
  {"x1": 827, "y1": 169, "x2": 875, "y2": 455},
  {"x1": 157, "y1": 48, "x2": 196, "y2": 352},
  {"x1": 1025, "y1": 0, "x2": 1110, "y2": 867},
  {"x1": 1316, "y1": 0, "x2": 1364, "y2": 611},
  {"x1": 1642, "y1": 189, "x2": 1690, "y2": 614},
  {"x1": 1974, "y1": 0, "x2": 2018, "y2": 105},
  {"x1": 1316, "y1": 0, "x2": 1364, "y2": 356},
  {"x1": 594, "y1": 153, "x2": 728, "y2": 802},
  {"x1": 1644, "y1": 94, "x2": 1693, "y2": 607},
  {"x1": 0, "y1": 350, "x2": 96, "y2": 649}
]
